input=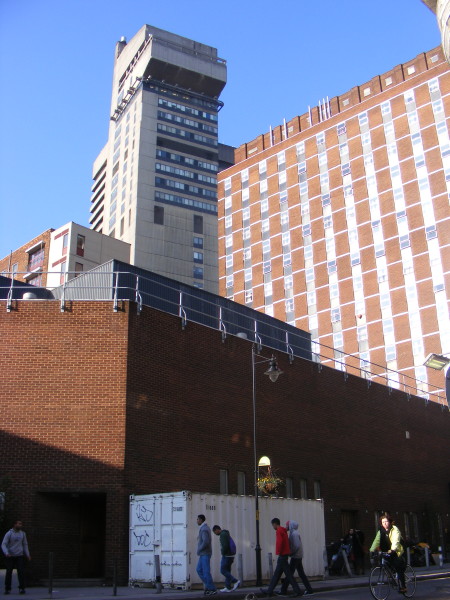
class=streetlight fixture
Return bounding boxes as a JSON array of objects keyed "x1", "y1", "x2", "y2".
[
  {"x1": 252, "y1": 344, "x2": 283, "y2": 586},
  {"x1": 423, "y1": 353, "x2": 450, "y2": 404},
  {"x1": 423, "y1": 353, "x2": 450, "y2": 371}
]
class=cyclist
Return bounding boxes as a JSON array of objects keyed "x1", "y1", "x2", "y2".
[{"x1": 370, "y1": 513, "x2": 406, "y2": 593}]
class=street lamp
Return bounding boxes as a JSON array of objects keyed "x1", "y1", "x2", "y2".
[
  {"x1": 252, "y1": 344, "x2": 283, "y2": 586},
  {"x1": 423, "y1": 353, "x2": 450, "y2": 403}
]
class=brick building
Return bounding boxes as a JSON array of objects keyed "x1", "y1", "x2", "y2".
[
  {"x1": 217, "y1": 47, "x2": 450, "y2": 401},
  {"x1": 0, "y1": 229, "x2": 54, "y2": 287},
  {"x1": 1, "y1": 267, "x2": 450, "y2": 583},
  {"x1": 0, "y1": 223, "x2": 130, "y2": 289}
]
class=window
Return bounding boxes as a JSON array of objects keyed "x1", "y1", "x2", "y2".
[
  {"x1": 154, "y1": 205, "x2": 164, "y2": 225},
  {"x1": 59, "y1": 260, "x2": 67, "y2": 285},
  {"x1": 245, "y1": 290, "x2": 253, "y2": 304},
  {"x1": 237, "y1": 471, "x2": 246, "y2": 495},
  {"x1": 313, "y1": 481, "x2": 321, "y2": 499},
  {"x1": 194, "y1": 215, "x2": 203, "y2": 234},
  {"x1": 322, "y1": 194, "x2": 331, "y2": 207},
  {"x1": 300, "y1": 479, "x2": 308, "y2": 499},
  {"x1": 400, "y1": 235, "x2": 410, "y2": 249},
  {"x1": 302, "y1": 224, "x2": 311, "y2": 237},
  {"x1": 76, "y1": 234, "x2": 85, "y2": 257},
  {"x1": 62, "y1": 234, "x2": 68, "y2": 255},
  {"x1": 28, "y1": 248, "x2": 45, "y2": 270},
  {"x1": 193, "y1": 236, "x2": 203, "y2": 248},
  {"x1": 75, "y1": 262, "x2": 83, "y2": 277},
  {"x1": 219, "y1": 469, "x2": 229, "y2": 494},
  {"x1": 193, "y1": 266, "x2": 203, "y2": 279},
  {"x1": 285, "y1": 477, "x2": 293, "y2": 498},
  {"x1": 331, "y1": 308, "x2": 341, "y2": 322},
  {"x1": 426, "y1": 226, "x2": 437, "y2": 240},
  {"x1": 193, "y1": 252, "x2": 203, "y2": 263},
  {"x1": 337, "y1": 123, "x2": 346, "y2": 135},
  {"x1": 328, "y1": 260, "x2": 337, "y2": 274},
  {"x1": 341, "y1": 163, "x2": 351, "y2": 177}
]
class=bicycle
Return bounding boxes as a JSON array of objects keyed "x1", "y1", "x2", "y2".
[{"x1": 369, "y1": 552, "x2": 416, "y2": 599}]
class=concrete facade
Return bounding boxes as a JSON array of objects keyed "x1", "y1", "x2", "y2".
[
  {"x1": 422, "y1": 0, "x2": 450, "y2": 63},
  {"x1": 46, "y1": 222, "x2": 130, "y2": 288},
  {"x1": 90, "y1": 25, "x2": 227, "y2": 293},
  {"x1": 217, "y1": 47, "x2": 450, "y2": 402}
]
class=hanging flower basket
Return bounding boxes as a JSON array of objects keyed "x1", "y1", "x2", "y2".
[{"x1": 257, "y1": 467, "x2": 284, "y2": 496}]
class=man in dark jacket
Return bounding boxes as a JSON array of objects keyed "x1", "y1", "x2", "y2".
[
  {"x1": 260, "y1": 518, "x2": 301, "y2": 597},
  {"x1": 213, "y1": 525, "x2": 240, "y2": 592}
]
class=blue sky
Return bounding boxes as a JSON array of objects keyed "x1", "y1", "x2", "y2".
[{"x1": 0, "y1": 0, "x2": 440, "y2": 259}]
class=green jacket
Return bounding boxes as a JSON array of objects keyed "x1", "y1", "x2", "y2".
[
  {"x1": 370, "y1": 525, "x2": 404, "y2": 557},
  {"x1": 219, "y1": 529, "x2": 232, "y2": 556}
]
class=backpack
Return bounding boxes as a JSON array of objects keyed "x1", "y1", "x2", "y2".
[
  {"x1": 401, "y1": 536, "x2": 415, "y2": 549},
  {"x1": 228, "y1": 535, "x2": 236, "y2": 555}
]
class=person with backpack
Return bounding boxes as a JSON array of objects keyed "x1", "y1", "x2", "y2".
[
  {"x1": 370, "y1": 513, "x2": 406, "y2": 594},
  {"x1": 212, "y1": 525, "x2": 240, "y2": 592},
  {"x1": 1, "y1": 520, "x2": 31, "y2": 595}
]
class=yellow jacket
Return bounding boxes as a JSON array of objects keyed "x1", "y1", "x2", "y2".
[{"x1": 370, "y1": 525, "x2": 404, "y2": 557}]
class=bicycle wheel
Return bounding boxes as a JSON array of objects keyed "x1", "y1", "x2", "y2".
[
  {"x1": 403, "y1": 565, "x2": 416, "y2": 598},
  {"x1": 370, "y1": 566, "x2": 391, "y2": 600}
]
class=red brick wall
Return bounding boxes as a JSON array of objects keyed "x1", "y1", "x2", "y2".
[{"x1": 1, "y1": 299, "x2": 450, "y2": 582}]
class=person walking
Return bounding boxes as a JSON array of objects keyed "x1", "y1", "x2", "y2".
[
  {"x1": 280, "y1": 520, "x2": 314, "y2": 596},
  {"x1": 1, "y1": 520, "x2": 31, "y2": 595},
  {"x1": 196, "y1": 514, "x2": 217, "y2": 595},
  {"x1": 212, "y1": 525, "x2": 240, "y2": 592},
  {"x1": 260, "y1": 518, "x2": 301, "y2": 597}
]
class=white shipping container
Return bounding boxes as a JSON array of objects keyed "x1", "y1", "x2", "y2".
[{"x1": 129, "y1": 491, "x2": 325, "y2": 588}]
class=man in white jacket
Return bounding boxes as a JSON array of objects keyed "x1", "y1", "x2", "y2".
[{"x1": 280, "y1": 520, "x2": 314, "y2": 596}]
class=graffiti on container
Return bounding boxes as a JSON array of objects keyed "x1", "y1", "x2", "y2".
[
  {"x1": 133, "y1": 530, "x2": 152, "y2": 548},
  {"x1": 161, "y1": 561, "x2": 182, "y2": 566},
  {"x1": 136, "y1": 503, "x2": 154, "y2": 523}
]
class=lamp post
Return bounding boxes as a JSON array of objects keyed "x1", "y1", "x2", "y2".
[{"x1": 252, "y1": 344, "x2": 283, "y2": 586}]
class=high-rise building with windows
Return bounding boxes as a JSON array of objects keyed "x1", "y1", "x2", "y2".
[
  {"x1": 90, "y1": 25, "x2": 227, "y2": 292},
  {"x1": 218, "y1": 47, "x2": 450, "y2": 401}
]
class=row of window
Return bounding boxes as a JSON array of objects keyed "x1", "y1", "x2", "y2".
[{"x1": 219, "y1": 469, "x2": 321, "y2": 500}]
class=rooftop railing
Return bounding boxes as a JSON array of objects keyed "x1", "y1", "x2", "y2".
[{"x1": 1, "y1": 269, "x2": 447, "y2": 408}]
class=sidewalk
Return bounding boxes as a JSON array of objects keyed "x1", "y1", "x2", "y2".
[{"x1": 1, "y1": 564, "x2": 450, "y2": 600}]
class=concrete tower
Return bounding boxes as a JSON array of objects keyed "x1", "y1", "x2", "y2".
[{"x1": 90, "y1": 25, "x2": 227, "y2": 292}]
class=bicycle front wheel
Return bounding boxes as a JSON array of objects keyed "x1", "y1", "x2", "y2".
[
  {"x1": 403, "y1": 565, "x2": 416, "y2": 598},
  {"x1": 370, "y1": 566, "x2": 391, "y2": 600}
]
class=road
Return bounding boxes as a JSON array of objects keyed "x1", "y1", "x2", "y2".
[{"x1": 303, "y1": 576, "x2": 450, "y2": 598}]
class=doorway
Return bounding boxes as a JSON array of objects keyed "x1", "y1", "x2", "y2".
[{"x1": 37, "y1": 492, "x2": 106, "y2": 578}]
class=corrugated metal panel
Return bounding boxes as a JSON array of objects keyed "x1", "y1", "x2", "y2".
[
  {"x1": 51, "y1": 261, "x2": 116, "y2": 300},
  {"x1": 129, "y1": 492, "x2": 325, "y2": 588}
]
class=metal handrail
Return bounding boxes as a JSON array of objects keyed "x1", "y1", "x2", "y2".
[{"x1": 1, "y1": 270, "x2": 447, "y2": 407}]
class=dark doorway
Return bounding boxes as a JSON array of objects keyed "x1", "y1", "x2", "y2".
[
  {"x1": 341, "y1": 509, "x2": 358, "y2": 536},
  {"x1": 36, "y1": 492, "x2": 106, "y2": 578}
]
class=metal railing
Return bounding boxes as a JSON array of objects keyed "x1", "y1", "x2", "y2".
[{"x1": 1, "y1": 269, "x2": 447, "y2": 408}]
